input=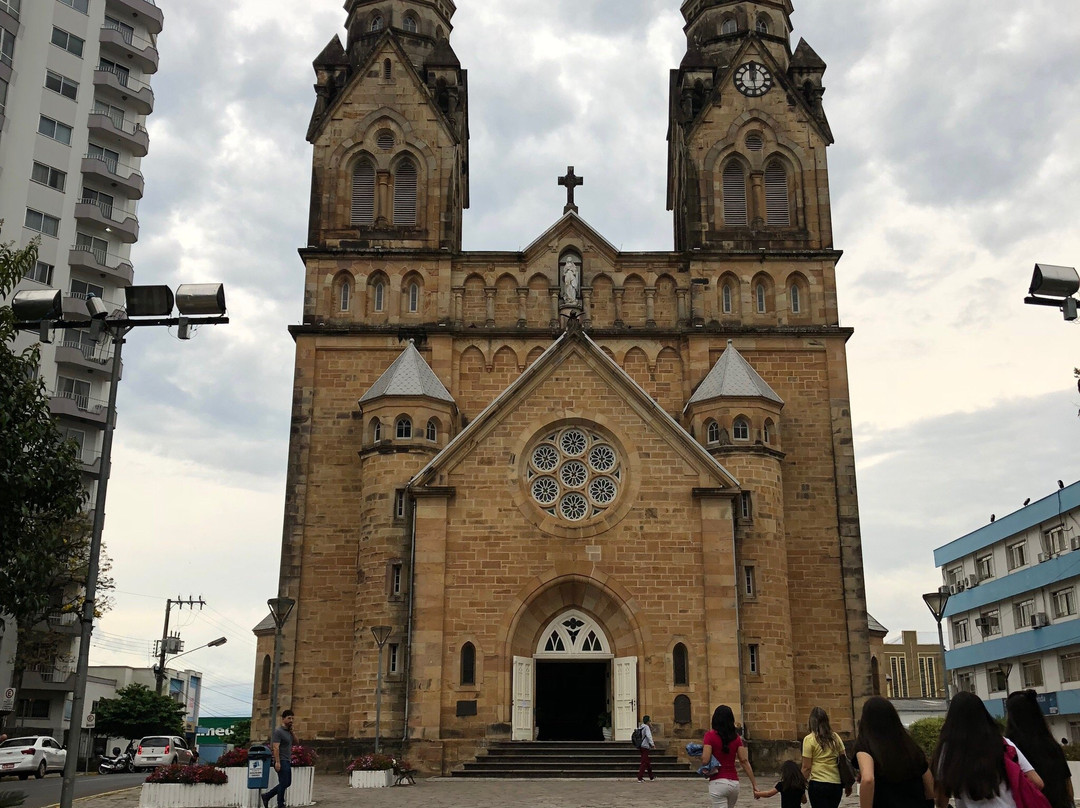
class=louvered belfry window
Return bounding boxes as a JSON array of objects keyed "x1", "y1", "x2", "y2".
[
  {"x1": 722, "y1": 161, "x2": 748, "y2": 226},
  {"x1": 393, "y1": 157, "x2": 418, "y2": 227},
  {"x1": 765, "y1": 161, "x2": 790, "y2": 226},
  {"x1": 351, "y1": 159, "x2": 375, "y2": 226}
]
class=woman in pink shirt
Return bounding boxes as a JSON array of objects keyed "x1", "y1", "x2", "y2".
[{"x1": 702, "y1": 705, "x2": 760, "y2": 808}]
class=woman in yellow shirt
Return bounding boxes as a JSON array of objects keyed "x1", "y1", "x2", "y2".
[{"x1": 801, "y1": 706, "x2": 851, "y2": 808}]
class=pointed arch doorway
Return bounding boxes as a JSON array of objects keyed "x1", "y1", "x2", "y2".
[{"x1": 512, "y1": 609, "x2": 637, "y2": 742}]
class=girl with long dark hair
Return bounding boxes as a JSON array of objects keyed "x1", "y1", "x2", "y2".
[
  {"x1": 852, "y1": 696, "x2": 934, "y2": 808},
  {"x1": 755, "y1": 760, "x2": 809, "y2": 808},
  {"x1": 702, "y1": 705, "x2": 759, "y2": 808},
  {"x1": 932, "y1": 691, "x2": 1044, "y2": 808},
  {"x1": 1006, "y1": 690, "x2": 1072, "y2": 808},
  {"x1": 802, "y1": 706, "x2": 851, "y2": 808}
]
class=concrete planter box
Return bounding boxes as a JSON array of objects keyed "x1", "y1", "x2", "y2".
[
  {"x1": 349, "y1": 770, "x2": 394, "y2": 788},
  {"x1": 139, "y1": 768, "x2": 313, "y2": 808}
]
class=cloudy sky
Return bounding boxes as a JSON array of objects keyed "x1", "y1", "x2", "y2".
[{"x1": 86, "y1": 0, "x2": 1080, "y2": 718}]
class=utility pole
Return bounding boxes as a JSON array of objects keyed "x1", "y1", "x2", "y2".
[{"x1": 155, "y1": 596, "x2": 206, "y2": 695}]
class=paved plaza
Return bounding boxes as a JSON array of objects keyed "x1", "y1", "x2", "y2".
[{"x1": 70, "y1": 774, "x2": 864, "y2": 808}]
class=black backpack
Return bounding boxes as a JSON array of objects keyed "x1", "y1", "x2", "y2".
[{"x1": 631, "y1": 726, "x2": 645, "y2": 748}]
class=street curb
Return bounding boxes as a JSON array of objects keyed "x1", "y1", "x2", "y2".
[{"x1": 40, "y1": 784, "x2": 142, "y2": 808}]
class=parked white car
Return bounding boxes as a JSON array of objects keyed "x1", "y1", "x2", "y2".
[
  {"x1": 133, "y1": 736, "x2": 194, "y2": 770},
  {"x1": 0, "y1": 736, "x2": 67, "y2": 780}
]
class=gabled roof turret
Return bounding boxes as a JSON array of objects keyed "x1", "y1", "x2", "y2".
[
  {"x1": 687, "y1": 340, "x2": 784, "y2": 407},
  {"x1": 360, "y1": 341, "x2": 455, "y2": 404}
]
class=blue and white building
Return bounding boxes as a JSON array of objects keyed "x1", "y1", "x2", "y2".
[{"x1": 934, "y1": 480, "x2": 1080, "y2": 739}]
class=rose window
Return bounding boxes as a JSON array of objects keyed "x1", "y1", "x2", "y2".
[{"x1": 526, "y1": 427, "x2": 623, "y2": 522}]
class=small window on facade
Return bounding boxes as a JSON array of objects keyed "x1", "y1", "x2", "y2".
[
  {"x1": 756, "y1": 17, "x2": 769, "y2": 34},
  {"x1": 461, "y1": 642, "x2": 476, "y2": 685},
  {"x1": 722, "y1": 283, "x2": 733, "y2": 314},
  {"x1": 674, "y1": 695, "x2": 692, "y2": 724},
  {"x1": 383, "y1": 58, "x2": 392, "y2": 80},
  {"x1": 1053, "y1": 588, "x2": 1076, "y2": 618},
  {"x1": 370, "y1": 15, "x2": 383, "y2": 31},
  {"x1": 706, "y1": 420, "x2": 720, "y2": 444},
  {"x1": 747, "y1": 644, "x2": 760, "y2": 674},
  {"x1": 1007, "y1": 541, "x2": 1027, "y2": 570},
  {"x1": 394, "y1": 157, "x2": 418, "y2": 226},
  {"x1": 351, "y1": 159, "x2": 375, "y2": 226},
  {"x1": 723, "y1": 161, "x2": 748, "y2": 226},
  {"x1": 388, "y1": 643, "x2": 399, "y2": 674},
  {"x1": 373, "y1": 280, "x2": 385, "y2": 312},
  {"x1": 376, "y1": 131, "x2": 395, "y2": 151},
  {"x1": 953, "y1": 618, "x2": 969, "y2": 644},
  {"x1": 744, "y1": 566, "x2": 756, "y2": 597},
  {"x1": 394, "y1": 490, "x2": 406, "y2": 519},
  {"x1": 733, "y1": 417, "x2": 750, "y2": 441},
  {"x1": 763, "y1": 420, "x2": 773, "y2": 444},
  {"x1": 721, "y1": 18, "x2": 737, "y2": 35},
  {"x1": 1022, "y1": 659, "x2": 1044, "y2": 688},
  {"x1": 396, "y1": 417, "x2": 412, "y2": 439},
  {"x1": 371, "y1": 419, "x2": 382, "y2": 442},
  {"x1": 408, "y1": 282, "x2": 419, "y2": 313},
  {"x1": 673, "y1": 643, "x2": 689, "y2": 686},
  {"x1": 765, "y1": 161, "x2": 790, "y2": 227},
  {"x1": 740, "y1": 491, "x2": 752, "y2": 520},
  {"x1": 403, "y1": 14, "x2": 418, "y2": 33},
  {"x1": 790, "y1": 284, "x2": 801, "y2": 314},
  {"x1": 260, "y1": 655, "x2": 271, "y2": 695},
  {"x1": 391, "y1": 563, "x2": 403, "y2": 596},
  {"x1": 756, "y1": 283, "x2": 767, "y2": 313},
  {"x1": 745, "y1": 133, "x2": 764, "y2": 152},
  {"x1": 426, "y1": 418, "x2": 437, "y2": 442},
  {"x1": 340, "y1": 281, "x2": 350, "y2": 311}
]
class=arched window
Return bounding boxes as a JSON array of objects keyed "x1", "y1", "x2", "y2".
[
  {"x1": 460, "y1": 642, "x2": 476, "y2": 686},
  {"x1": 340, "y1": 280, "x2": 350, "y2": 311},
  {"x1": 396, "y1": 417, "x2": 412, "y2": 439},
  {"x1": 393, "y1": 157, "x2": 418, "y2": 227},
  {"x1": 426, "y1": 418, "x2": 437, "y2": 442},
  {"x1": 371, "y1": 418, "x2": 382, "y2": 443},
  {"x1": 408, "y1": 281, "x2": 420, "y2": 313},
  {"x1": 706, "y1": 420, "x2": 720, "y2": 444},
  {"x1": 765, "y1": 161, "x2": 790, "y2": 227},
  {"x1": 370, "y1": 15, "x2": 383, "y2": 31},
  {"x1": 674, "y1": 694, "x2": 692, "y2": 724},
  {"x1": 673, "y1": 643, "x2": 689, "y2": 686},
  {"x1": 756, "y1": 283, "x2": 767, "y2": 313},
  {"x1": 790, "y1": 283, "x2": 801, "y2": 314},
  {"x1": 351, "y1": 159, "x2": 375, "y2": 226},
  {"x1": 373, "y1": 280, "x2": 385, "y2": 312},
  {"x1": 722, "y1": 161, "x2": 748, "y2": 226},
  {"x1": 722, "y1": 283, "x2": 733, "y2": 314},
  {"x1": 721, "y1": 18, "x2": 737, "y2": 35},
  {"x1": 733, "y1": 417, "x2": 750, "y2": 441},
  {"x1": 402, "y1": 14, "x2": 418, "y2": 33},
  {"x1": 756, "y1": 17, "x2": 770, "y2": 34},
  {"x1": 260, "y1": 655, "x2": 271, "y2": 695},
  {"x1": 383, "y1": 58, "x2": 392, "y2": 80},
  {"x1": 763, "y1": 419, "x2": 774, "y2": 444}
]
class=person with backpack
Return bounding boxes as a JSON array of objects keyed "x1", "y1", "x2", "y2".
[
  {"x1": 1006, "y1": 690, "x2": 1073, "y2": 808},
  {"x1": 634, "y1": 715, "x2": 655, "y2": 782},
  {"x1": 703, "y1": 704, "x2": 759, "y2": 807}
]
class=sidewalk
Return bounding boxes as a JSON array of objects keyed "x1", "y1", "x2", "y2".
[{"x1": 71, "y1": 774, "x2": 865, "y2": 808}]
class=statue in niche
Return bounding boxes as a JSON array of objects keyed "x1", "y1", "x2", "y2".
[{"x1": 561, "y1": 254, "x2": 581, "y2": 307}]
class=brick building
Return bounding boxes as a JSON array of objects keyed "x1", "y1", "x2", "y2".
[{"x1": 255, "y1": 0, "x2": 872, "y2": 774}]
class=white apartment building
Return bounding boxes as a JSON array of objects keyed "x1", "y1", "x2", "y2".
[
  {"x1": 0, "y1": 0, "x2": 162, "y2": 746},
  {"x1": 934, "y1": 480, "x2": 1080, "y2": 740}
]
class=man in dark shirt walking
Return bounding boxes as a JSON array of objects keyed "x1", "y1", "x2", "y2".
[{"x1": 261, "y1": 710, "x2": 296, "y2": 808}]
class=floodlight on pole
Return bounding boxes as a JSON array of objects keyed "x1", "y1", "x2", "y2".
[
  {"x1": 13, "y1": 283, "x2": 228, "y2": 808},
  {"x1": 371, "y1": 626, "x2": 393, "y2": 753},
  {"x1": 268, "y1": 597, "x2": 296, "y2": 741},
  {"x1": 922, "y1": 589, "x2": 951, "y2": 706},
  {"x1": 1025, "y1": 263, "x2": 1079, "y2": 321}
]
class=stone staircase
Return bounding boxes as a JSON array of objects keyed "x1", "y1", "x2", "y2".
[{"x1": 452, "y1": 741, "x2": 698, "y2": 778}]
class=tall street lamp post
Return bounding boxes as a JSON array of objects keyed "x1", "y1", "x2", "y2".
[
  {"x1": 371, "y1": 626, "x2": 392, "y2": 753},
  {"x1": 12, "y1": 284, "x2": 228, "y2": 808},
  {"x1": 922, "y1": 589, "x2": 951, "y2": 707},
  {"x1": 267, "y1": 597, "x2": 296, "y2": 741}
]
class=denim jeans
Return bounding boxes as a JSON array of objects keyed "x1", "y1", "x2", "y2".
[{"x1": 264, "y1": 760, "x2": 292, "y2": 808}]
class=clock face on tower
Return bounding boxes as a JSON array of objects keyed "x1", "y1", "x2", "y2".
[{"x1": 734, "y1": 62, "x2": 773, "y2": 97}]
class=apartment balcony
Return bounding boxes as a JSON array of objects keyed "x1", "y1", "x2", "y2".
[
  {"x1": 68, "y1": 246, "x2": 135, "y2": 285},
  {"x1": 45, "y1": 612, "x2": 81, "y2": 636},
  {"x1": 56, "y1": 334, "x2": 114, "y2": 373},
  {"x1": 80, "y1": 450, "x2": 103, "y2": 476},
  {"x1": 94, "y1": 66, "x2": 154, "y2": 115},
  {"x1": 82, "y1": 153, "x2": 144, "y2": 199},
  {"x1": 23, "y1": 663, "x2": 77, "y2": 692},
  {"x1": 50, "y1": 390, "x2": 109, "y2": 426},
  {"x1": 100, "y1": 22, "x2": 159, "y2": 74},
  {"x1": 106, "y1": 0, "x2": 163, "y2": 36},
  {"x1": 87, "y1": 112, "x2": 149, "y2": 157},
  {"x1": 75, "y1": 198, "x2": 139, "y2": 244}
]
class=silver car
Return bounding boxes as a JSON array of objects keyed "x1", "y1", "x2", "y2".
[
  {"x1": 0, "y1": 736, "x2": 67, "y2": 780},
  {"x1": 133, "y1": 735, "x2": 194, "y2": 770}
]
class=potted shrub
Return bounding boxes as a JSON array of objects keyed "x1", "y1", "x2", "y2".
[
  {"x1": 346, "y1": 753, "x2": 395, "y2": 788},
  {"x1": 139, "y1": 764, "x2": 228, "y2": 808},
  {"x1": 598, "y1": 712, "x2": 612, "y2": 741}
]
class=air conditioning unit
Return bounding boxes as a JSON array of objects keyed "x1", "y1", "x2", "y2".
[
  {"x1": 1072, "y1": 537, "x2": 1080, "y2": 551},
  {"x1": 948, "y1": 584, "x2": 958, "y2": 595},
  {"x1": 956, "y1": 580, "x2": 967, "y2": 592},
  {"x1": 967, "y1": 574, "x2": 979, "y2": 588},
  {"x1": 1031, "y1": 612, "x2": 1050, "y2": 629},
  {"x1": 1039, "y1": 553, "x2": 1050, "y2": 563}
]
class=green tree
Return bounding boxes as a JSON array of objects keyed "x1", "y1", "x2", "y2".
[
  {"x1": 223, "y1": 719, "x2": 251, "y2": 748},
  {"x1": 908, "y1": 716, "x2": 945, "y2": 759},
  {"x1": 94, "y1": 684, "x2": 186, "y2": 739}
]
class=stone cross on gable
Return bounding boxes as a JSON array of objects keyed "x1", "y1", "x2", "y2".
[{"x1": 559, "y1": 167, "x2": 584, "y2": 214}]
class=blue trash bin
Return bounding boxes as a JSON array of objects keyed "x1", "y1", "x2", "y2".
[{"x1": 247, "y1": 745, "x2": 272, "y2": 790}]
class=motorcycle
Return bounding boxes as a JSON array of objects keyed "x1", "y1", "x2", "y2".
[{"x1": 98, "y1": 747, "x2": 135, "y2": 774}]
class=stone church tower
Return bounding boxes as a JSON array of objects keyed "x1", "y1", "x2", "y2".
[{"x1": 254, "y1": 0, "x2": 871, "y2": 774}]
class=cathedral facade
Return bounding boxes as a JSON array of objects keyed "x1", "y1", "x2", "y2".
[{"x1": 255, "y1": 0, "x2": 872, "y2": 774}]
